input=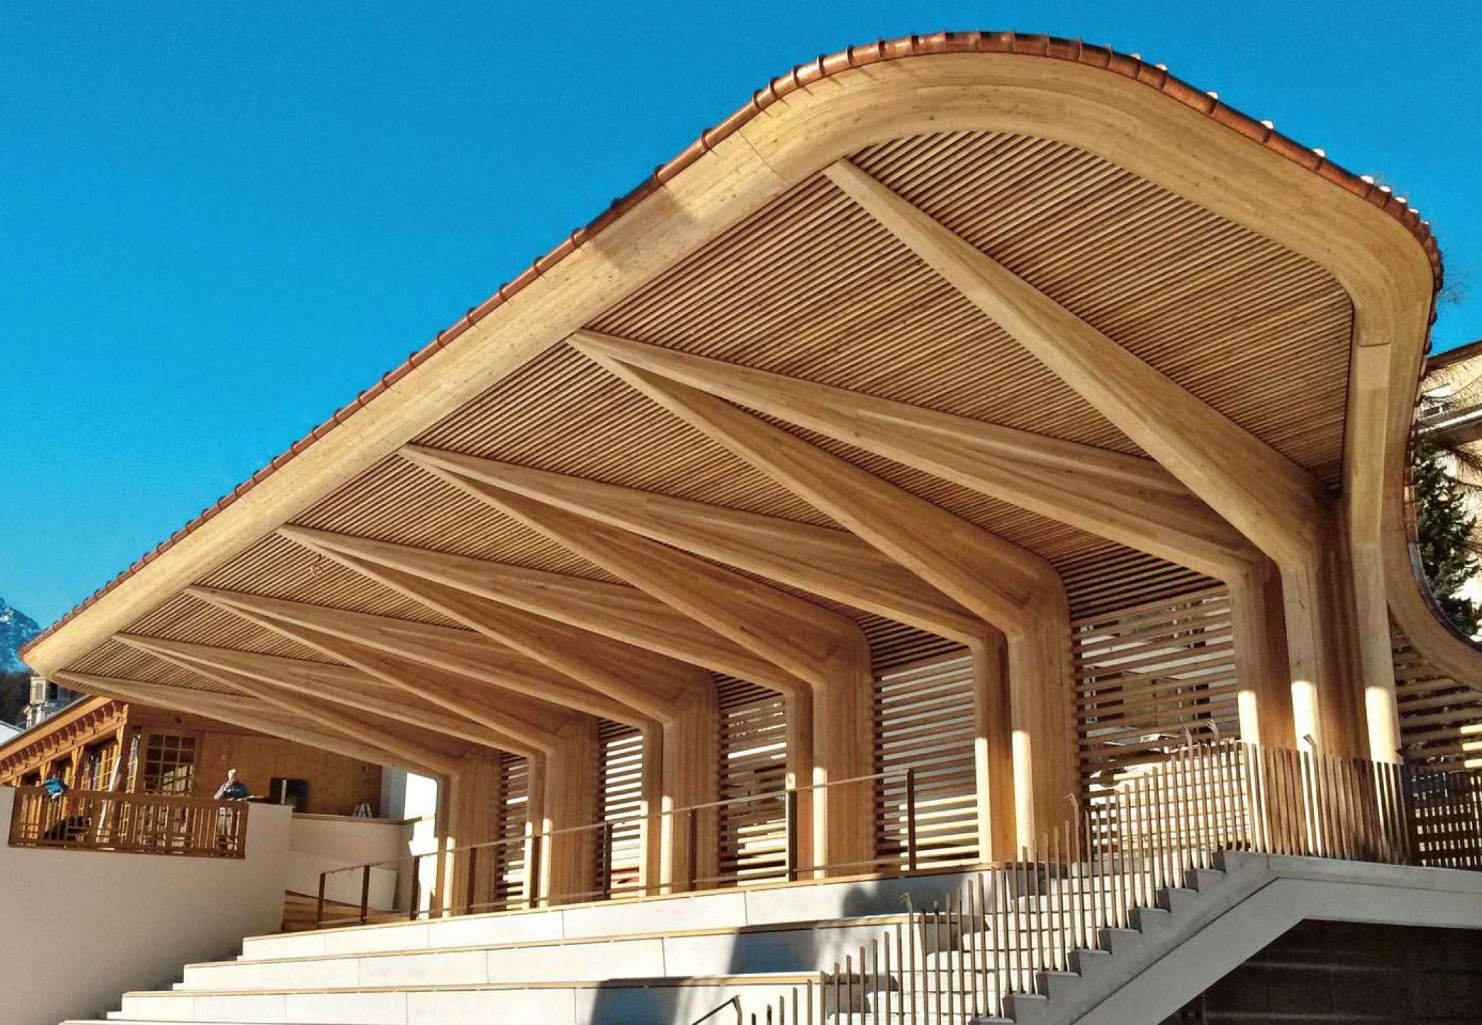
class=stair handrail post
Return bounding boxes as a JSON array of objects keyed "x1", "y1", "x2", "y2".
[
  {"x1": 905, "y1": 767, "x2": 918, "y2": 874},
  {"x1": 685, "y1": 805, "x2": 699, "y2": 892},
  {"x1": 601, "y1": 820, "x2": 616, "y2": 900},
  {"x1": 464, "y1": 843, "x2": 478, "y2": 916},
  {"x1": 408, "y1": 853, "x2": 422, "y2": 921},
  {"x1": 316, "y1": 869, "x2": 327, "y2": 928},
  {"x1": 359, "y1": 863, "x2": 371, "y2": 925},
  {"x1": 784, "y1": 786, "x2": 800, "y2": 882}
]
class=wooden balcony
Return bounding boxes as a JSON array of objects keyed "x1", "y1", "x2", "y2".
[{"x1": 6, "y1": 786, "x2": 249, "y2": 858}]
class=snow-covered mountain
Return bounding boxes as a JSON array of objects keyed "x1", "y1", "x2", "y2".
[{"x1": 0, "y1": 599, "x2": 40, "y2": 673}]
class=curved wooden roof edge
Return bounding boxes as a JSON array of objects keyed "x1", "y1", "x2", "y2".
[{"x1": 25, "y1": 30, "x2": 1466, "y2": 687}]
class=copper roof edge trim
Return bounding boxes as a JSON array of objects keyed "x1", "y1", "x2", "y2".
[{"x1": 22, "y1": 28, "x2": 1444, "y2": 660}]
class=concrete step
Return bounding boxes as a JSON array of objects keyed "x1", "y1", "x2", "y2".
[
  {"x1": 177, "y1": 913, "x2": 914, "y2": 992},
  {"x1": 238, "y1": 867, "x2": 989, "y2": 963},
  {"x1": 113, "y1": 974, "x2": 816, "y2": 1024}
]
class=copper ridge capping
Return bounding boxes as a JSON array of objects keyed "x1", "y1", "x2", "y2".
[{"x1": 23, "y1": 28, "x2": 1446, "y2": 657}]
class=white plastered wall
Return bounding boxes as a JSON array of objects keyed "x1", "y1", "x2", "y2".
[{"x1": 0, "y1": 787, "x2": 292, "y2": 1025}]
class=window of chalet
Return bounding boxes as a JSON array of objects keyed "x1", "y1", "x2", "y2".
[
  {"x1": 140, "y1": 733, "x2": 197, "y2": 795},
  {"x1": 80, "y1": 740, "x2": 118, "y2": 791}
]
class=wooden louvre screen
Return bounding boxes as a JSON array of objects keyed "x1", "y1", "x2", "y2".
[
  {"x1": 870, "y1": 622, "x2": 979, "y2": 870},
  {"x1": 715, "y1": 675, "x2": 789, "y2": 887},
  {"x1": 596, "y1": 719, "x2": 646, "y2": 897},
  {"x1": 489, "y1": 752, "x2": 529, "y2": 911},
  {"x1": 1065, "y1": 551, "x2": 1239, "y2": 799},
  {"x1": 1393, "y1": 626, "x2": 1482, "y2": 769}
]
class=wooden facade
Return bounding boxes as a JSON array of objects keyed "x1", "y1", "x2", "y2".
[
  {"x1": 17, "y1": 37, "x2": 1478, "y2": 907},
  {"x1": 0, "y1": 696, "x2": 384, "y2": 815}
]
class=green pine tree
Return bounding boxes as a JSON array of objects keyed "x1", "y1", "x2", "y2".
[{"x1": 1413, "y1": 434, "x2": 1482, "y2": 636}]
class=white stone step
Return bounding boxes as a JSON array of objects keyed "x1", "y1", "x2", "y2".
[
  {"x1": 238, "y1": 867, "x2": 986, "y2": 963},
  {"x1": 178, "y1": 914, "x2": 911, "y2": 992},
  {"x1": 114, "y1": 975, "x2": 815, "y2": 1025}
]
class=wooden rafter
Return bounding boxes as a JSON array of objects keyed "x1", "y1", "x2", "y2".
[
  {"x1": 403, "y1": 450, "x2": 867, "y2": 698},
  {"x1": 54, "y1": 671, "x2": 451, "y2": 777},
  {"x1": 116, "y1": 634, "x2": 530, "y2": 756},
  {"x1": 184, "y1": 587, "x2": 578, "y2": 754},
  {"x1": 260, "y1": 538, "x2": 700, "y2": 725},
  {"x1": 569, "y1": 329, "x2": 1257, "y2": 579},
  {"x1": 393, "y1": 449, "x2": 979, "y2": 642},
  {"x1": 279, "y1": 525, "x2": 802, "y2": 696},
  {"x1": 822, "y1": 158, "x2": 1332, "y2": 562}
]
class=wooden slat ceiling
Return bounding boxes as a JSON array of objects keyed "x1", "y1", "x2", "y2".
[{"x1": 59, "y1": 129, "x2": 1354, "y2": 719}]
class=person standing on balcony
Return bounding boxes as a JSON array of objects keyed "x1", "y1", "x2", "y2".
[{"x1": 212, "y1": 768, "x2": 250, "y2": 800}]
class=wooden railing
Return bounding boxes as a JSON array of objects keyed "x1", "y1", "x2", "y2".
[
  {"x1": 7, "y1": 787, "x2": 249, "y2": 859},
  {"x1": 765, "y1": 738, "x2": 1482, "y2": 1023}
]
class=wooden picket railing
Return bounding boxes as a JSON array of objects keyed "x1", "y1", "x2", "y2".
[
  {"x1": 764, "y1": 738, "x2": 1482, "y2": 1023},
  {"x1": 7, "y1": 787, "x2": 249, "y2": 858}
]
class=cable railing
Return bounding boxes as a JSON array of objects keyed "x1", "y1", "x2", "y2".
[
  {"x1": 314, "y1": 769, "x2": 938, "y2": 927},
  {"x1": 8, "y1": 786, "x2": 249, "y2": 858}
]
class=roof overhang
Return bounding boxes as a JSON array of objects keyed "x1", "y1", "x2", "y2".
[{"x1": 23, "y1": 33, "x2": 1458, "y2": 698}]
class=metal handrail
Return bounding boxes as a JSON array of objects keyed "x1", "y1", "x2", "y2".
[
  {"x1": 688, "y1": 995, "x2": 742, "y2": 1025},
  {"x1": 315, "y1": 767, "x2": 926, "y2": 927}
]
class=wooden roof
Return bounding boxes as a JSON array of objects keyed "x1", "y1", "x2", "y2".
[{"x1": 24, "y1": 36, "x2": 1455, "y2": 770}]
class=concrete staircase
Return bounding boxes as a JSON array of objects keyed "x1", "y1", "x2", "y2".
[{"x1": 61, "y1": 852, "x2": 1482, "y2": 1025}]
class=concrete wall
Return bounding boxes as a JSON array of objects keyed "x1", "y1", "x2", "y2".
[
  {"x1": 0, "y1": 786, "x2": 293, "y2": 1025},
  {"x1": 287, "y1": 813, "x2": 416, "y2": 911}
]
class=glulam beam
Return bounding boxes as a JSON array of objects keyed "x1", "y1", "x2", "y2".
[
  {"x1": 279, "y1": 525, "x2": 800, "y2": 696},
  {"x1": 567, "y1": 330, "x2": 1288, "y2": 753},
  {"x1": 573, "y1": 348, "x2": 1074, "y2": 848},
  {"x1": 570, "y1": 330, "x2": 1254, "y2": 580},
  {"x1": 826, "y1": 158, "x2": 1361, "y2": 757},
  {"x1": 394, "y1": 449, "x2": 978, "y2": 642},
  {"x1": 117, "y1": 634, "x2": 529, "y2": 755},
  {"x1": 185, "y1": 587, "x2": 578, "y2": 754}
]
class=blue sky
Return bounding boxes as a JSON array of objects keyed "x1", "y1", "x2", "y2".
[{"x1": 1, "y1": 1, "x2": 1478, "y2": 629}]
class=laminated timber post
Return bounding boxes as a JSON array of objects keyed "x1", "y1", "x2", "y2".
[
  {"x1": 403, "y1": 451, "x2": 862, "y2": 876},
  {"x1": 571, "y1": 341, "x2": 1076, "y2": 851},
  {"x1": 279, "y1": 526, "x2": 721, "y2": 893},
  {"x1": 540, "y1": 717, "x2": 601, "y2": 904},
  {"x1": 825, "y1": 159, "x2": 1365, "y2": 758}
]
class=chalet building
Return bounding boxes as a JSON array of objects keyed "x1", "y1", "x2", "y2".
[
  {"x1": 0, "y1": 695, "x2": 385, "y2": 813},
  {"x1": 13, "y1": 31, "x2": 1482, "y2": 1025}
]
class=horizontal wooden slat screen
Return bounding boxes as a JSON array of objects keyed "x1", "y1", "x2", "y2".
[
  {"x1": 1065, "y1": 551, "x2": 1238, "y2": 798},
  {"x1": 873, "y1": 634, "x2": 979, "y2": 870},
  {"x1": 715, "y1": 675, "x2": 789, "y2": 887},
  {"x1": 1393, "y1": 626, "x2": 1482, "y2": 769},
  {"x1": 490, "y1": 753, "x2": 528, "y2": 912},
  {"x1": 596, "y1": 718, "x2": 645, "y2": 897}
]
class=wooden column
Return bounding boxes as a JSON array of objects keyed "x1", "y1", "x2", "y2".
[
  {"x1": 1228, "y1": 560, "x2": 1296, "y2": 749},
  {"x1": 969, "y1": 634, "x2": 1016, "y2": 859},
  {"x1": 656, "y1": 689, "x2": 720, "y2": 892},
  {"x1": 446, "y1": 750, "x2": 502, "y2": 914},
  {"x1": 539, "y1": 717, "x2": 600, "y2": 905}
]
